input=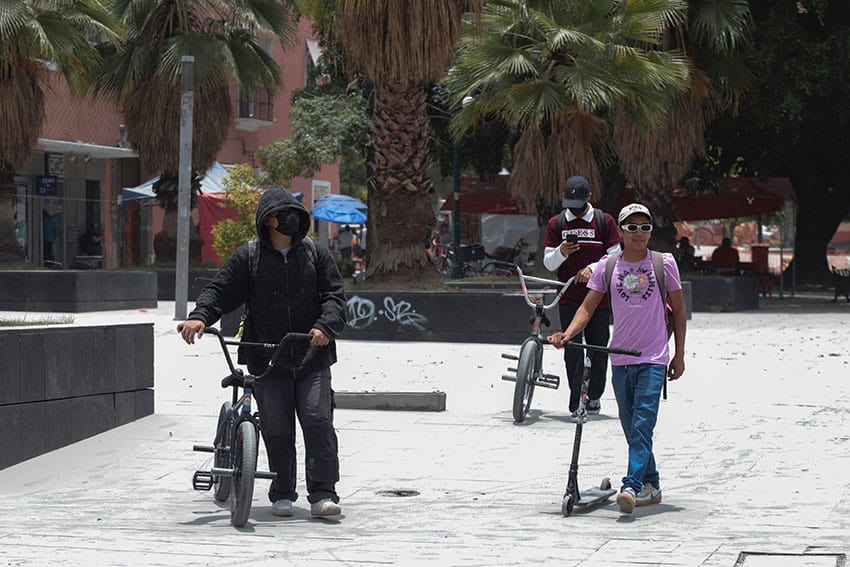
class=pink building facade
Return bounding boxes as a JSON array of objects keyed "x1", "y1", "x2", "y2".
[{"x1": 13, "y1": 18, "x2": 338, "y2": 269}]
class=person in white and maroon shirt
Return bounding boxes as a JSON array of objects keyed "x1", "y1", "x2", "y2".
[{"x1": 543, "y1": 176, "x2": 621, "y2": 421}]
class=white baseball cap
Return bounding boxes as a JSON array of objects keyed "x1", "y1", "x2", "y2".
[{"x1": 618, "y1": 203, "x2": 652, "y2": 225}]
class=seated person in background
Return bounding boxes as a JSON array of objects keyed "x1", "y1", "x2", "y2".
[
  {"x1": 78, "y1": 223, "x2": 103, "y2": 256},
  {"x1": 675, "y1": 237, "x2": 696, "y2": 270},
  {"x1": 711, "y1": 237, "x2": 739, "y2": 275}
]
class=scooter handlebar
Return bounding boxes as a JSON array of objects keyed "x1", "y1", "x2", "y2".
[{"x1": 562, "y1": 341, "x2": 641, "y2": 357}]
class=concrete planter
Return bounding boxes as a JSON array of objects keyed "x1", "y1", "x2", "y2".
[
  {"x1": 688, "y1": 275, "x2": 759, "y2": 312},
  {"x1": 156, "y1": 270, "x2": 219, "y2": 301},
  {"x1": 340, "y1": 291, "x2": 540, "y2": 344},
  {"x1": 0, "y1": 324, "x2": 154, "y2": 469},
  {"x1": 0, "y1": 270, "x2": 157, "y2": 312}
]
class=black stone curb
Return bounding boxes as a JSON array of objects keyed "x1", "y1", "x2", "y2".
[{"x1": 334, "y1": 391, "x2": 446, "y2": 412}]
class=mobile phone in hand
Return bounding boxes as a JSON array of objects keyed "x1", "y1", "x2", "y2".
[{"x1": 565, "y1": 234, "x2": 578, "y2": 245}]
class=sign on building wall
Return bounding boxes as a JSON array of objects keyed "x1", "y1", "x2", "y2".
[
  {"x1": 45, "y1": 153, "x2": 65, "y2": 177},
  {"x1": 36, "y1": 176, "x2": 58, "y2": 196}
]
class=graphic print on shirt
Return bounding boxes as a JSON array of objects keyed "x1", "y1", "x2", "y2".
[
  {"x1": 561, "y1": 228, "x2": 596, "y2": 240},
  {"x1": 614, "y1": 264, "x2": 658, "y2": 303}
]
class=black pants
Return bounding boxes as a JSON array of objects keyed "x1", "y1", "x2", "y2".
[
  {"x1": 558, "y1": 304, "x2": 611, "y2": 413},
  {"x1": 254, "y1": 367, "x2": 339, "y2": 504}
]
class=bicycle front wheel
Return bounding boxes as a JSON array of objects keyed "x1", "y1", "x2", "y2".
[
  {"x1": 230, "y1": 420, "x2": 258, "y2": 527},
  {"x1": 213, "y1": 401, "x2": 234, "y2": 502},
  {"x1": 512, "y1": 340, "x2": 540, "y2": 422}
]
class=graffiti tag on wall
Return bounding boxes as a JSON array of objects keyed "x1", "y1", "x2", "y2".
[{"x1": 346, "y1": 295, "x2": 429, "y2": 331}]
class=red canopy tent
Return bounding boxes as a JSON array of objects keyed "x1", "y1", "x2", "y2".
[
  {"x1": 442, "y1": 175, "x2": 794, "y2": 221},
  {"x1": 648, "y1": 177, "x2": 794, "y2": 221},
  {"x1": 439, "y1": 174, "x2": 522, "y2": 215}
]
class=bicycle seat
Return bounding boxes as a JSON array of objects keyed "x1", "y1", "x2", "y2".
[{"x1": 221, "y1": 369, "x2": 245, "y2": 389}]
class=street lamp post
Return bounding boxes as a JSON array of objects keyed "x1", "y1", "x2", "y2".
[{"x1": 450, "y1": 95, "x2": 474, "y2": 279}]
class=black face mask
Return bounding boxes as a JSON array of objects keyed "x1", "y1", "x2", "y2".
[{"x1": 273, "y1": 212, "x2": 300, "y2": 237}]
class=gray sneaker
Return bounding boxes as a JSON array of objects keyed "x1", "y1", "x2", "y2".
[
  {"x1": 311, "y1": 499, "x2": 342, "y2": 517},
  {"x1": 635, "y1": 483, "x2": 662, "y2": 506},
  {"x1": 616, "y1": 487, "x2": 637, "y2": 514},
  {"x1": 586, "y1": 399, "x2": 601, "y2": 414},
  {"x1": 271, "y1": 499, "x2": 294, "y2": 517}
]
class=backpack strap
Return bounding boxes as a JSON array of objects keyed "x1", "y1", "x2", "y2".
[
  {"x1": 603, "y1": 253, "x2": 618, "y2": 293},
  {"x1": 247, "y1": 238, "x2": 259, "y2": 279},
  {"x1": 302, "y1": 236, "x2": 317, "y2": 266},
  {"x1": 650, "y1": 250, "x2": 666, "y2": 299},
  {"x1": 594, "y1": 208, "x2": 605, "y2": 247}
]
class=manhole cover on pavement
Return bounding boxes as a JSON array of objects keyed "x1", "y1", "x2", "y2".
[
  {"x1": 376, "y1": 489, "x2": 420, "y2": 497},
  {"x1": 735, "y1": 552, "x2": 846, "y2": 567}
]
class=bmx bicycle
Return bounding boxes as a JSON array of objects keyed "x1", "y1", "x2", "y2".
[
  {"x1": 558, "y1": 340, "x2": 640, "y2": 517},
  {"x1": 500, "y1": 264, "x2": 575, "y2": 423},
  {"x1": 190, "y1": 327, "x2": 313, "y2": 527}
]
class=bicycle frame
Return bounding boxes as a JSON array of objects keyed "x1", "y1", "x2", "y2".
[
  {"x1": 192, "y1": 328, "x2": 313, "y2": 490},
  {"x1": 501, "y1": 265, "x2": 576, "y2": 422},
  {"x1": 206, "y1": 326, "x2": 314, "y2": 435}
]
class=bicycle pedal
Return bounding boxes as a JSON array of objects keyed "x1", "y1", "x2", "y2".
[
  {"x1": 501, "y1": 353, "x2": 519, "y2": 361},
  {"x1": 501, "y1": 374, "x2": 517, "y2": 382},
  {"x1": 192, "y1": 471, "x2": 214, "y2": 491},
  {"x1": 542, "y1": 373, "x2": 561, "y2": 385},
  {"x1": 193, "y1": 444, "x2": 215, "y2": 453},
  {"x1": 534, "y1": 378, "x2": 560, "y2": 390}
]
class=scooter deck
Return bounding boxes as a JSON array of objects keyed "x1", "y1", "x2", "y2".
[{"x1": 574, "y1": 487, "x2": 617, "y2": 508}]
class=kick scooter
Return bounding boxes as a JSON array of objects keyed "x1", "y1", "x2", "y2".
[{"x1": 559, "y1": 340, "x2": 641, "y2": 517}]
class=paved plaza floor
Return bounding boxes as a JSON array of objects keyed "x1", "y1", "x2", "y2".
[{"x1": 1, "y1": 294, "x2": 848, "y2": 566}]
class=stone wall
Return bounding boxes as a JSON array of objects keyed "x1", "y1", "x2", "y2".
[
  {"x1": 0, "y1": 324, "x2": 154, "y2": 469},
  {"x1": 0, "y1": 271, "x2": 157, "y2": 312}
]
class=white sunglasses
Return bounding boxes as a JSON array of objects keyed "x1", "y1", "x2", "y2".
[{"x1": 620, "y1": 223, "x2": 653, "y2": 233}]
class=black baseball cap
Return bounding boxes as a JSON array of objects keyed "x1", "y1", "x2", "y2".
[{"x1": 562, "y1": 176, "x2": 591, "y2": 209}]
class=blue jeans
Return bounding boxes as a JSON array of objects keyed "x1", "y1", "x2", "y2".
[{"x1": 611, "y1": 363, "x2": 665, "y2": 492}]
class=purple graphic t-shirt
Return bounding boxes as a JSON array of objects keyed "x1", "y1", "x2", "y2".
[{"x1": 587, "y1": 251, "x2": 681, "y2": 367}]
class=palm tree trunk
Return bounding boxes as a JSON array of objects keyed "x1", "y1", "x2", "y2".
[{"x1": 366, "y1": 83, "x2": 437, "y2": 282}]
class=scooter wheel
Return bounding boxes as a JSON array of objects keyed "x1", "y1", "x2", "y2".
[
  {"x1": 600, "y1": 477, "x2": 611, "y2": 491},
  {"x1": 561, "y1": 494, "x2": 574, "y2": 517}
]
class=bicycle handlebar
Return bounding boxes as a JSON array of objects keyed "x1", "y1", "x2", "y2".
[
  {"x1": 204, "y1": 327, "x2": 315, "y2": 382},
  {"x1": 562, "y1": 340, "x2": 641, "y2": 357},
  {"x1": 511, "y1": 264, "x2": 575, "y2": 310}
]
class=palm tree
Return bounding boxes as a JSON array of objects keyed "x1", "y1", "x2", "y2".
[
  {"x1": 307, "y1": 0, "x2": 481, "y2": 282},
  {"x1": 612, "y1": 0, "x2": 752, "y2": 249},
  {"x1": 96, "y1": 0, "x2": 298, "y2": 263},
  {"x1": 446, "y1": 0, "x2": 691, "y2": 245},
  {"x1": 0, "y1": 0, "x2": 118, "y2": 264}
]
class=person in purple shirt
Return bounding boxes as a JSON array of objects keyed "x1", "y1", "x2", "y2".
[{"x1": 548, "y1": 203, "x2": 687, "y2": 515}]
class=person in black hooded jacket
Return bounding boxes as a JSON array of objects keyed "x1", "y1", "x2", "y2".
[{"x1": 177, "y1": 185, "x2": 347, "y2": 517}]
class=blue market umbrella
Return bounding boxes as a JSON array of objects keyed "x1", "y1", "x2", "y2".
[
  {"x1": 311, "y1": 194, "x2": 368, "y2": 224},
  {"x1": 314, "y1": 193, "x2": 367, "y2": 210}
]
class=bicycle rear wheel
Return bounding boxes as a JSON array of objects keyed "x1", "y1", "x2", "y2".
[
  {"x1": 230, "y1": 420, "x2": 258, "y2": 527},
  {"x1": 512, "y1": 340, "x2": 540, "y2": 422},
  {"x1": 212, "y1": 401, "x2": 234, "y2": 502}
]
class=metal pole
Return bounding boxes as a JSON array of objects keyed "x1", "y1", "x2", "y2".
[
  {"x1": 451, "y1": 140, "x2": 462, "y2": 279},
  {"x1": 174, "y1": 56, "x2": 194, "y2": 320},
  {"x1": 452, "y1": 141, "x2": 461, "y2": 248}
]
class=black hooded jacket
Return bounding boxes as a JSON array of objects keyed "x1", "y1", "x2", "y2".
[{"x1": 188, "y1": 186, "x2": 347, "y2": 377}]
